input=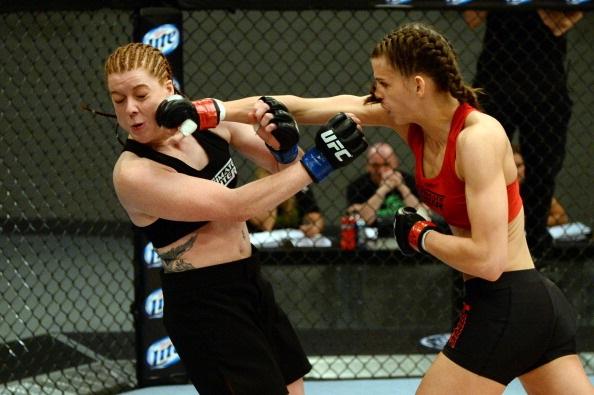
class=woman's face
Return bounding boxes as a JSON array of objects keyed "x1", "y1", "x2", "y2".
[
  {"x1": 107, "y1": 68, "x2": 173, "y2": 143},
  {"x1": 371, "y1": 56, "x2": 417, "y2": 125}
]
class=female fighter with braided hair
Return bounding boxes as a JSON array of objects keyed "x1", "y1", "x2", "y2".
[
  {"x1": 104, "y1": 42, "x2": 367, "y2": 395},
  {"x1": 237, "y1": 23, "x2": 593, "y2": 394}
]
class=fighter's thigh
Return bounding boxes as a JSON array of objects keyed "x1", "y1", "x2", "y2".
[
  {"x1": 286, "y1": 377, "x2": 305, "y2": 395},
  {"x1": 519, "y1": 355, "x2": 594, "y2": 395},
  {"x1": 416, "y1": 353, "x2": 505, "y2": 395}
]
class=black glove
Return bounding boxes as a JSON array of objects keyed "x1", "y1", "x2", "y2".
[
  {"x1": 156, "y1": 95, "x2": 199, "y2": 133},
  {"x1": 156, "y1": 95, "x2": 223, "y2": 136},
  {"x1": 259, "y1": 96, "x2": 300, "y2": 163},
  {"x1": 300, "y1": 112, "x2": 368, "y2": 182},
  {"x1": 393, "y1": 207, "x2": 438, "y2": 256}
]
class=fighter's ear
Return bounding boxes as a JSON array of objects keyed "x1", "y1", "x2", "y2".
[
  {"x1": 414, "y1": 75, "x2": 426, "y2": 96},
  {"x1": 165, "y1": 79, "x2": 175, "y2": 96}
]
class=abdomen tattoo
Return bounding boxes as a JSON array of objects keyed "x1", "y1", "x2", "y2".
[{"x1": 158, "y1": 235, "x2": 197, "y2": 273}]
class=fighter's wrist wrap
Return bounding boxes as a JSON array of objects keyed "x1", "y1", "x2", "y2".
[
  {"x1": 408, "y1": 221, "x2": 436, "y2": 254},
  {"x1": 193, "y1": 98, "x2": 225, "y2": 130},
  {"x1": 420, "y1": 229, "x2": 436, "y2": 254},
  {"x1": 300, "y1": 148, "x2": 333, "y2": 183},
  {"x1": 267, "y1": 144, "x2": 299, "y2": 164}
]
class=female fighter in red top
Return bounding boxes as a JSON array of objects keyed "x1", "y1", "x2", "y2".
[{"x1": 233, "y1": 22, "x2": 593, "y2": 395}]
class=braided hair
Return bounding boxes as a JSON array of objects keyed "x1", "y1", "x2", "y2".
[
  {"x1": 104, "y1": 42, "x2": 173, "y2": 85},
  {"x1": 367, "y1": 23, "x2": 481, "y2": 109}
]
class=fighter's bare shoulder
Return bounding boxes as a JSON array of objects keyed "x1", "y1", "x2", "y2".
[
  {"x1": 459, "y1": 110, "x2": 508, "y2": 150},
  {"x1": 456, "y1": 110, "x2": 509, "y2": 179}
]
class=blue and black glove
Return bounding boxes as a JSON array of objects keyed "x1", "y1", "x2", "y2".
[
  {"x1": 301, "y1": 112, "x2": 368, "y2": 182},
  {"x1": 259, "y1": 96, "x2": 300, "y2": 164}
]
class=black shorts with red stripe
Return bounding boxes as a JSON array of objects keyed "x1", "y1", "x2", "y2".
[{"x1": 442, "y1": 268, "x2": 577, "y2": 385}]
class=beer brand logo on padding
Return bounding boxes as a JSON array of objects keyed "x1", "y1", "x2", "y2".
[
  {"x1": 146, "y1": 337, "x2": 180, "y2": 369},
  {"x1": 143, "y1": 24, "x2": 180, "y2": 55},
  {"x1": 145, "y1": 288, "x2": 164, "y2": 319},
  {"x1": 143, "y1": 242, "x2": 162, "y2": 268},
  {"x1": 445, "y1": 0, "x2": 473, "y2": 4},
  {"x1": 382, "y1": 0, "x2": 411, "y2": 4}
]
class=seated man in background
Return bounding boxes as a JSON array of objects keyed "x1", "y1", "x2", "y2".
[
  {"x1": 248, "y1": 167, "x2": 325, "y2": 238},
  {"x1": 346, "y1": 142, "x2": 425, "y2": 230}
]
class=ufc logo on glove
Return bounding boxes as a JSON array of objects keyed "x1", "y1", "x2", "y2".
[{"x1": 320, "y1": 130, "x2": 353, "y2": 162}]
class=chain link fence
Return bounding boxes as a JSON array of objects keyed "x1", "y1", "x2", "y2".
[{"x1": 1, "y1": 2, "x2": 593, "y2": 394}]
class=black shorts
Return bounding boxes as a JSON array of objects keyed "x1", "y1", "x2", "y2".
[
  {"x1": 443, "y1": 269, "x2": 577, "y2": 385},
  {"x1": 161, "y1": 255, "x2": 312, "y2": 395}
]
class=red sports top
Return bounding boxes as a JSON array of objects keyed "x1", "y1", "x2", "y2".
[{"x1": 407, "y1": 103, "x2": 522, "y2": 230}]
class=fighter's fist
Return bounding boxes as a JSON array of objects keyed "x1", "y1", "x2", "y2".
[
  {"x1": 259, "y1": 96, "x2": 300, "y2": 149},
  {"x1": 393, "y1": 207, "x2": 437, "y2": 256},
  {"x1": 301, "y1": 112, "x2": 368, "y2": 182},
  {"x1": 259, "y1": 96, "x2": 300, "y2": 163},
  {"x1": 156, "y1": 95, "x2": 224, "y2": 136}
]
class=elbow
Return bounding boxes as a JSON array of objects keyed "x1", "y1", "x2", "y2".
[
  {"x1": 213, "y1": 203, "x2": 253, "y2": 223},
  {"x1": 226, "y1": 190, "x2": 261, "y2": 221},
  {"x1": 235, "y1": 210, "x2": 256, "y2": 223},
  {"x1": 480, "y1": 255, "x2": 507, "y2": 282},
  {"x1": 472, "y1": 232, "x2": 507, "y2": 281},
  {"x1": 214, "y1": 210, "x2": 250, "y2": 223},
  {"x1": 482, "y1": 268, "x2": 504, "y2": 282},
  {"x1": 236, "y1": 203, "x2": 270, "y2": 223},
  {"x1": 471, "y1": 241, "x2": 506, "y2": 282},
  {"x1": 236, "y1": 214, "x2": 251, "y2": 223}
]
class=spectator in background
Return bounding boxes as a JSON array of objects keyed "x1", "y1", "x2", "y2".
[
  {"x1": 464, "y1": 9, "x2": 583, "y2": 258},
  {"x1": 512, "y1": 144, "x2": 569, "y2": 227},
  {"x1": 248, "y1": 167, "x2": 325, "y2": 238},
  {"x1": 346, "y1": 142, "x2": 424, "y2": 228}
]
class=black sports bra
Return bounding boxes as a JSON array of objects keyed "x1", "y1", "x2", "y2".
[{"x1": 122, "y1": 131, "x2": 238, "y2": 248}]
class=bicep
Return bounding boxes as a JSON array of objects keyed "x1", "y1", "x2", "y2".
[
  {"x1": 459, "y1": 131, "x2": 508, "y2": 253},
  {"x1": 115, "y1": 162, "x2": 236, "y2": 222},
  {"x1": 465, "y1": 167, "x2": 508, "y2": 246}
]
